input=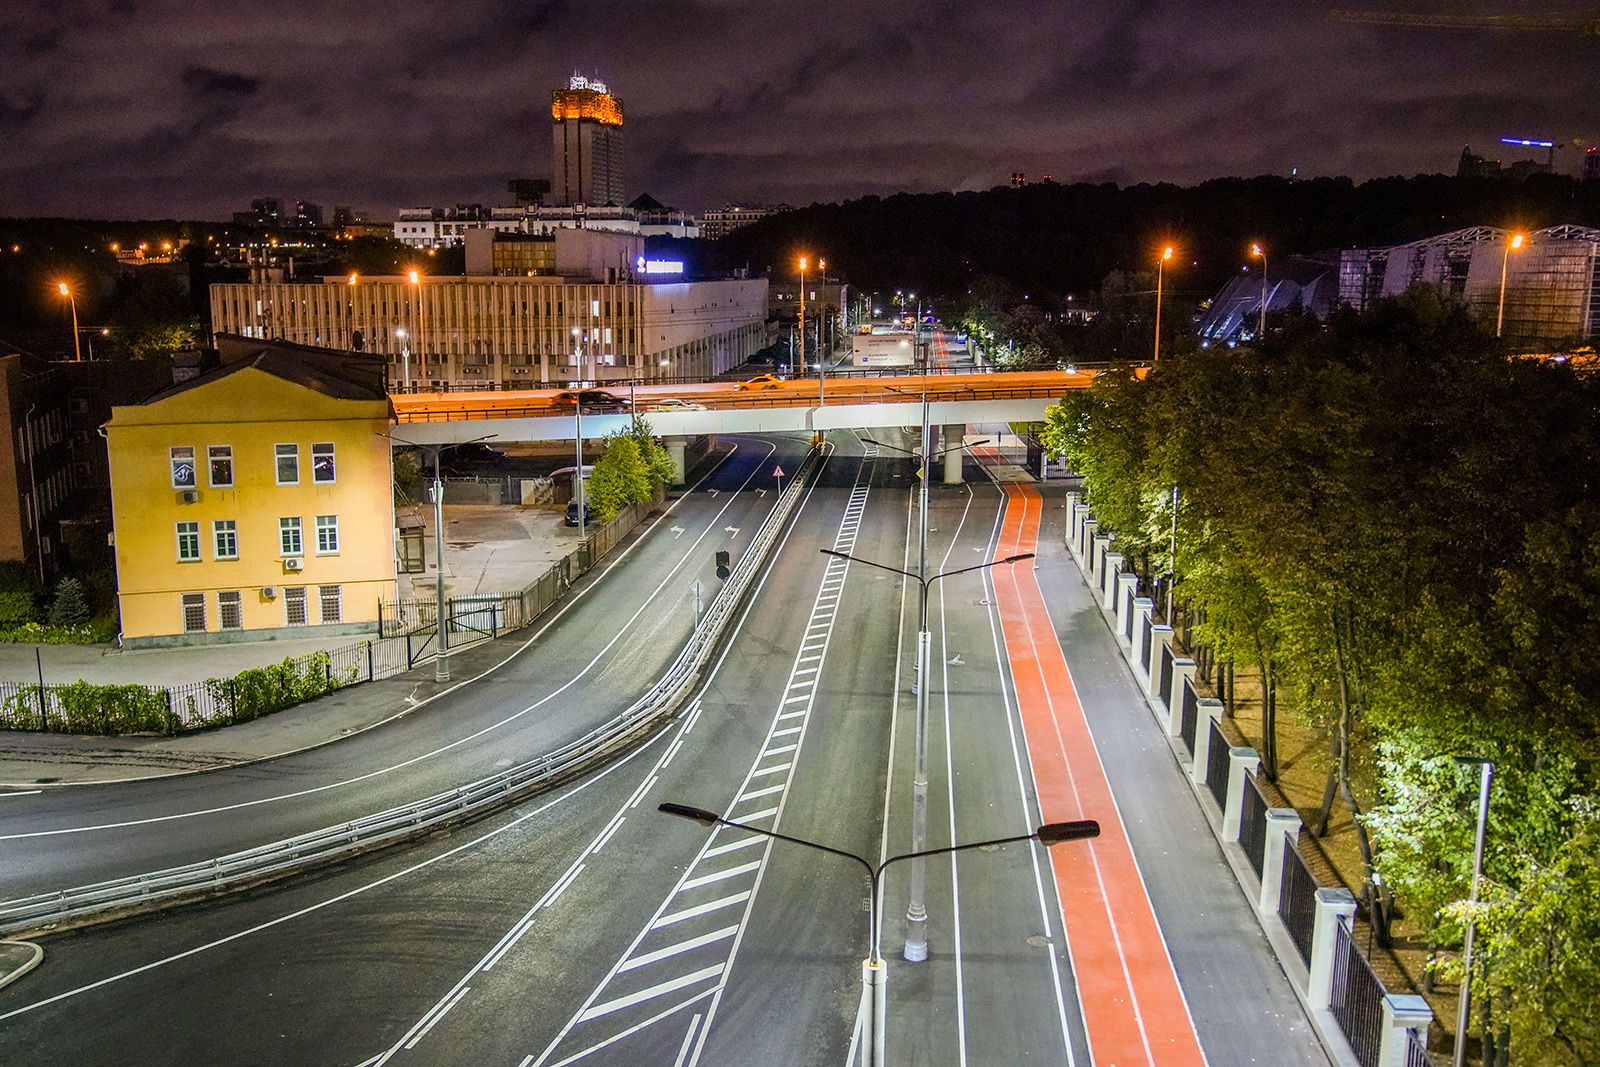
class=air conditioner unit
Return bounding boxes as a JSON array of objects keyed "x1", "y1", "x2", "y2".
[
  {"x1": 180, "y1": 489, "x2": 199, "y2": 504},
  {"x1": 283, "y1": 557, "x2": 304, "y2": 572},
  {"x1": 261, "y1": 585, "x2": 278, "y2": 598}
]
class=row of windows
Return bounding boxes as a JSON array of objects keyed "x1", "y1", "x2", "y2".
[
  {"x1": 175, "y1": 516, "x2": 338, "y2": 561},
  {"x1": 180, "y1": 585, "x2": 342, "y2": 632},
  {"x1": 170, "y1": 443, "x2": 336, "y2": 490}
]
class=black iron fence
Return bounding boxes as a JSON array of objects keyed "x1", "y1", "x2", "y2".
[
  {"x1": 1406, "y1": 1028, "x2": 1432, "y2": 1067},
  {"x1": 1279, "y1": 836, "x2": 1318, "y2": 966},
  {"x1": 1331, "y1": 916, "x2": 1386, "y2": 1067},
  {"x1": 1122, "y1": 585, "x2": 1136, "y2": 641},
  {"x1": 1239, "y1": 773, "x2": 1269, "y2": 878},
  {"x1": 1159, "y1": 643, "x2": 1175, "y2": 709},
  {"x1": 1140, "y1": 613, "x2": 1154, "y2": 672},
  {"x1": 1206, "y1": 718, "x2": 1231, "y2": 810},
  {"x1": 1179, "y1": 677, "x2": 1199, "y2": 755}
]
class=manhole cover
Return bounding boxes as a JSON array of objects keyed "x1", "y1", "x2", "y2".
[{"x1": 1027, "y1": 934, "x2": 1053, "y2": 949}]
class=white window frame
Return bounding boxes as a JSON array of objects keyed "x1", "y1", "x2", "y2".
[
  {"x1": 279, "y1": 516, "x2": 302, "y2": 556},
  {"x1": 318, "y1": 584, "x2": 342, "y2": 624},
  {"x1": 311, "y1": 442, "x2": 336, "y2": 484},
  {"x1": 170, "y1": 446, "x2": 197, "y2": 489},
  {"x1": 314, "y1": 514, "x2": 339, "y2": 555},
  {"x1": 284, "y1": 586, "x2": 307, "y2": 626},
  {"x1": 213, "y1": 519, "x2": 238, "y2": 560},
  {"x1": 181, "y1": 592, "x2": 206, "y2": 633},
  {"x1": 275, "y1": 443, "x2": 300, "y2": 485},
  {"x1": 176, "y1": 521, "x2": 201, "y2": 562},
  {"x1": 218, "y1": 590, "x2": 242, "y2": 630},
  {"x1": 208, "y1": 445, "x2": 234, "y2": 488}
]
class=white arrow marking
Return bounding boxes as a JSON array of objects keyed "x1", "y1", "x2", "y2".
[
  {"x1": 724, "y1": 526, "x2": 741, "y2": 538},
  {"x1": 671, "y1": 526, "x2": 685, "y2": 538}
]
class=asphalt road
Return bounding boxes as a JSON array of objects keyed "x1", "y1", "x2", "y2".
[
  {"x1": 0, "y1": 433, "x2": 812, "y2": 901},
  {"x1": 0, "y1": 436, "x2": 1329, "y2": 1066}
]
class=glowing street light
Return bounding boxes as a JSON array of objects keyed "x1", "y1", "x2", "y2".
[
  {"x1": 407, "y1": 269, "x2": 427, "y2": 380},
  {"x1": 56, "y1": 282, "x2": 82, "y2": 362},
  {"x1": 1496, "y1": 232, "x2": 1526, "y2": 339},
  {"x1": 1154, "y1": 245, "x2": 1175, "y2": 363},
  {"x1": 1250, "y1": 242, "x2": 1268, "y2": 339},
  {"x1": 798, "y1": 256, "x2": 809, "y2": 375}
]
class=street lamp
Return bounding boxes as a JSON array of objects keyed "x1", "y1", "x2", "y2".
[
  {"x1": 823, "y1": 533, "x2": 1034, "y2": 964},
  {"x1": 1154, "y1": 246, "x2": 1175, "y2": 363},
  {"x1": 798, "y1": 256, "x2": 809, "y2": 382},
  {"x1": 659, "y1": 801, "x2": 1098, "y2": 1067},
  {"x1": 1250, "y1": 242, "x2": 1268, "y2": 339},
  {"x1": 56, "y1": 282, "x2": 82, "y2": 363},
  {"x1": 1496, "y1": 232, "x2": 1525, "y2": 339},
  {"x1": 571, "y1": 328, "x2": 589, "y2": 533},
  {"x1": 1451, "y1": 757, "x2": 1495, "y2": 1067},
  {"x1": 395, "y1": 329, "x2": 411, "y2": 390},
  {"x1": 379, "y1": 431, "x2": 497, "y2": 683}
]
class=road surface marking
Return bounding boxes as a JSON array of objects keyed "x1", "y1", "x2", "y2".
[
  {"x1": 679, "y1": 861, "x2": 762, "y2": 893},
  {"x1": 621, "y1": 930, "x2": 738, "y2": 973},
  {"x1": 672, "y1": 1014, "x2": 704, "y2": 1067},
  {"x1": 577, "y1": 964, "x2": 726, "y2": 1023},
  {"x1": 591, "y1": 813, "x2": 626, "y2": 854},
  {"x1": 629, "y1": 775, "x2": 659, "y2": 808},
  {"x1": 737, "y1": 782, "x2": 787, "y2": 802},
  {"x1": 403, "y1": 985, "x2": 471, "y2": 1049},
  {"x1": 653, "y1": 892, "x2": 752, "y2": 930},
  {"x1": 703, "y1": 835, "x2": 765, "y2": 860},
  {"x1": 735, "y1": 805, "x2": 779, "y2": 822},
  {"x1": 545, "y1": 863, "x2": 585, "y2": 907},
  {"x1": 770, "y1": 726, "x2": 802, "y2": 737}
]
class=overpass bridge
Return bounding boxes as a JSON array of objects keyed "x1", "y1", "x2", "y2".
[{"x1": 388, "y1": 369, "x2": 1096, "y2": 446}]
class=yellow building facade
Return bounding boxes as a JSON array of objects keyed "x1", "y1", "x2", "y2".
[{"x1": 107, "y1": 343, "x2": 395, "y2": 646}]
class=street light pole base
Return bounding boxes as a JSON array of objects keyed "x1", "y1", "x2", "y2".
[
  {"x1": 434, "y1": 654, "x2": 450, "y2": 684},
  {"x1": 903, "y1": 914, "x2": 928, "y2": 962}
]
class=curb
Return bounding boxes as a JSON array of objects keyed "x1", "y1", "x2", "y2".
[{"x1": 0, "y1": 940, "x2": 42, "y2": 991}]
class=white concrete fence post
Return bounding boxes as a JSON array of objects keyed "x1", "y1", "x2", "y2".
[
  {"x1": 1082, "y1": 519, "x2": 1099, "y2": 564},
  {"x1": 1221, "y1": 747, "x2": 1260, "y2": 841},
  {"x1": 1308, "y1": 888, "x2": 1358, "y2": 1010},
  {"x1": 1190, "y1": 698, "x2": 1225, "y2": 785},
  {"x1": 1258, "y1": 809, "x2": 1303, "y2": 916},
  {"x1": 1166, "y1": 659, "x2": 1196, "y2": 736},
  {"x1": 1145, "y1": 624, "x2": 1173, "y2": 701},
  {"x1": 1377, "y1": 993, "x2": 1433, "y2": 1067}
]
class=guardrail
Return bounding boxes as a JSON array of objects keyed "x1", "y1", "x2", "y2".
[{"x1": 0, "y1": 446, "x2": 823, "y2": 937}]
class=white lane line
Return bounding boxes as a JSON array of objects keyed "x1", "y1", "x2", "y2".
[
  {"x1": 679, "y1": 860, "x2": 762, "y2": 893},
  {"x1": 577, "y1": 964, "x2": 725, "y2": 1023},
  {"x1": 621, "y1": 928, "x2": 739, "y2": 973},
  {"x1": 629, "y1": 776, "x2": 659, "y2": 808},
  {"x1": 0, "y1": 790, "x2": 41, "y2": 799},
  {"x1": 735, "y1": 805, "x2": 779, "y2": 822},
  {"x1": 592, "y1": 815, "x2": 626, "y2": 854},
  {"x1": 545, "y1": 863, "x2": 585, "y2": 908},
  {"x1": 3, "y1": 443, "x2": 780, "y2": 837},
  {"x1": 544, "y1": 991, "x2": 717, "y2": 1067},
  {"x1": 782, "y1": 695, "x2": 809, "y2": 705},
  {"x1": 737, "y1": 783, "x2": 786, "y2": 802},
  {"x1": 747, "y1": 763, "x2": 791, "y2": 778},
  {"x1": 763, "y1": 743, "x2": 797, "y2": 756},
  {"x1": 702, "y1": 835, "x2": 764, "y2": 860},
  {"x1": 771, "y1": 726, "x2": 801, "y2": 738},
  {"x1": 672, "y1": 1014, "x2": 705, "y2": 1067},
  {"x1": 776, "y1": 710, "x2": 805, "y2": 721},
  {"x1": 653, "y1": 892, "x2": 751, "y2": 929},
  {"x1": 403, "y1": 985, "x2": 470, "y2": 1050},
  {"x1": 662, "y1": 734, "x2": 688, "y2": 768}
]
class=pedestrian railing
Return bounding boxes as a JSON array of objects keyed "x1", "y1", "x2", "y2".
[
  {"x1": 1179, "y1": 676, "x2": 1199, "y2": 755},
  {"x1": 1205, "y1": 718, "x2": 1232, "y2": 810},
  {"x1": 0, "y1": 447, "x2": 821, "y2": 937},
  {"x1": 1239, "y1": 773, "x2": 1270, "y2": 879},
  {"x1": 1406, "y1": 1027, "x2": 1432, "y2": 1067},
  {"x1": 1331, "y1": 915, "x2": 1387, "y2": 1067},
  {"x1": 1279, "y1": 836, "x2": 1319, "y2": 966}
]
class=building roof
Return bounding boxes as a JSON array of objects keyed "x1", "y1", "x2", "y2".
[{"x1": 139, "y1": 335, "x2": 389, "y2": 406}]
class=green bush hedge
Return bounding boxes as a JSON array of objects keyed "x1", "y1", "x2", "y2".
[
  {"x1": 0, "y1": 619, "x2": 117, "y2": 645},
  {"x1": 1, "y1": 682, "x2": 177, "y2": 735}
]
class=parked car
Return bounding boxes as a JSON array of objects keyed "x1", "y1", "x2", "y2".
[
  {"x1": 648, "y1": 397, "x2": 708, "y2": 412},
  {"x1": 564, "y1": 500, "x2": 597, "y2": 527},
  {"x1": 554, "y1": 389, "x2": 631, "y2": 413},
  {"x1": 735, "y1": 374, "x2": 785, "y2": 391},
  {"x1": 439, "y1": 441, "x2": 507, "y2": 474}
]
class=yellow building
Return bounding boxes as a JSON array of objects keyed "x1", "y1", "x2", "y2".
[{"x1": 107, "y1": 337, "x2": 395, "y2": 646}]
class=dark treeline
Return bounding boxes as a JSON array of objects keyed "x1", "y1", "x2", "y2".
[{"x1": 703, "y1": 173, "x2": 1600, "y2": 302}]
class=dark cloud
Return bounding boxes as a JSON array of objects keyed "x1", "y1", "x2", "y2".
[{"x1": 0, "y1": 0, "x2": 1595, "y2": 218}]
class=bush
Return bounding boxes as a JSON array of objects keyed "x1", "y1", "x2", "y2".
[
  {"x1": 0, "y1": 681, "x2": 176, "y2": 735},
  {"x1": 0, "y1": 619, "x2": 116, "y2": 645}
]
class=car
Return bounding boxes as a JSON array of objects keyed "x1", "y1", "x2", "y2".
[
  {"x1": 438, "y1": 441, "x2": 507, "y2": 474},
  {"x1": 648, "y1": 397, "x2": 707, "y2": 412},
  {"x1": 735, "y1": 374, "x2": 785, "y2": 391},
  {"x1": 554, "y1": 389, "x2": 631, "y2": 413},
  {"x1": 564, "y1": 500, "x2": 597, "y2": 527}
]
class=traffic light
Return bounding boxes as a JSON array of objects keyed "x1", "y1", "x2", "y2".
[{"x1": 715, "y1": 550, "x2": 731, "y2": 579}]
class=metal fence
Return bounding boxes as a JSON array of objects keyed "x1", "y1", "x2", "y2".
[
  {"x1": 1140, "y1": 614, "x2": 1153, "y2": 672},
  {"x1": 1206, "y1": 718, "x2": 1232, "y2": 810},
  {"x1": 1239, "y1": 773, "x2": 1269, "y2": 878},
  {"x1": 1331, "y1": 915, "x2": 1386, "y2": 1067},
  {"x1": 1279, "y1": 836, "x2": 1318, "y2": 966},
  {"x1": 1122, "y1": 586, "x2": 1136, "y2": 641},
  {"x1": 1159, "y1": 642, "x2": 1175, "y2": 709},
  {"x1": 1406, "y1": 1028, "x2": 1433, "y2": 1067},
  {"x1": 1179, "y1": 677, "x2": 1199, "y2": 755}
]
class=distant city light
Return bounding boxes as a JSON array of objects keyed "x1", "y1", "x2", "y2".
[
  {"x1": 1501, "y1": 137, "x2": 1556, "y2": 149},
  {"x1": 636, "y1": 257, "x2": 684, "y2": 275}
]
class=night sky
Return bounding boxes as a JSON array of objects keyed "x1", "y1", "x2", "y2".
[{"x1": 2, "y1": 1, "x2": 1596, "y2": 220}]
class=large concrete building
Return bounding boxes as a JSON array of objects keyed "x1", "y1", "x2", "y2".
[
  {"x1": 551, "y1": 75, "x2": 624, "y2": 208},
  {"x1": 208, "y1": 231, "x2": 767, "y2": 388}
]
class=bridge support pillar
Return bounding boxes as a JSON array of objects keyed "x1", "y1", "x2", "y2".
[
  {"x1": 665, "y1": 436, "x2": 689, "y2": 486},
  {"x1": 942, "y1": 425, "x2": 965, "y2": 483}
]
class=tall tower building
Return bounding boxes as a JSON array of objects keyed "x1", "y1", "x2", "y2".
[{"x1": 551, "y1": 75, "x2": 624, "y2": 208}]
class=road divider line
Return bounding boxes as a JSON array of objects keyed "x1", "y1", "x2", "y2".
[
  {"x1": 654, "y1": 892, "x2": 752, "y2": 930},
  {"x1": 622, "y1": 930, "x2": 739, "y2": 974},
  {"x1": 578, "y1": 964, "x2": 726, "y2": 1024},
  {"x1": 702, "y1": 835, "x2": 764, "y2": 860},
  {"x1": 679, "y1": 861, "x2": 762, "y2": 893}
]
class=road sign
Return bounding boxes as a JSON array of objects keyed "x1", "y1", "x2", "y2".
[{"x1": 773, "y1": 465, "x2": 785, "y2": 477}]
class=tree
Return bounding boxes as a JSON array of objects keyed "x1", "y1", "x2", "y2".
[
  {"x1": 48, "y1": 577, "x2": 90, "y2": 627},
  {"x1": 587, "y1": 433, "x2": 652, "y2": 522},
  {"x1": 628, "y1": 417, "x2": 677, "y2": 488}
]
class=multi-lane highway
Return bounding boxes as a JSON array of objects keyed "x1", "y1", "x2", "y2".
[{"x1": 0, "y1": 426, "x2": 1329, "y2": 1065}]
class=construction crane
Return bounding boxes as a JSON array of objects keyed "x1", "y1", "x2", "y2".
[{"x1": 1328, "y1": 10, "x2": 1600, "y2": 36}]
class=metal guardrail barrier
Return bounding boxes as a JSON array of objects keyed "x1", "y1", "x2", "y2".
[{"x1": 0, "y1": 448, "x2": 823, "y2": 937}]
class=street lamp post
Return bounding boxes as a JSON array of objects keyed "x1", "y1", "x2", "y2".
[
  {"x1": 571, "y1": 328, "x2": 587, "y2": 534},
  {"x1": 824, "y1": 533, "x2": 1030, "y2": 967},
  {"x1": 408, "y1": 269, "x2": 426, "y2": 384},
  {"x1": 396, "y1": 329, "x2": 411, "y2": 391},
  {"x1": 798, "y1": 257, "x2": 809, "y2": 384},
  {"x1": 659, "y1": 802, "x2": 1098, "y2": 1067},
  {"x1": 1496, "y1": 233, "x2": 1525, "y2": 339},
  {"x1": 379, "y1": 431, "x2": 497, "y2": 683},
  {"x1": 1250, "y1": 242, "x2": 1268, "y2": 339},
  {"x1": 1452, "y1": 758, "x2": 1495, "y2": 1067},
  {"x1": 1153, "y1": 246, "x2": 1175, "y2": 362},
  {"x1": 56, "y1": 283, "x2": 82, "y2": 363}
]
